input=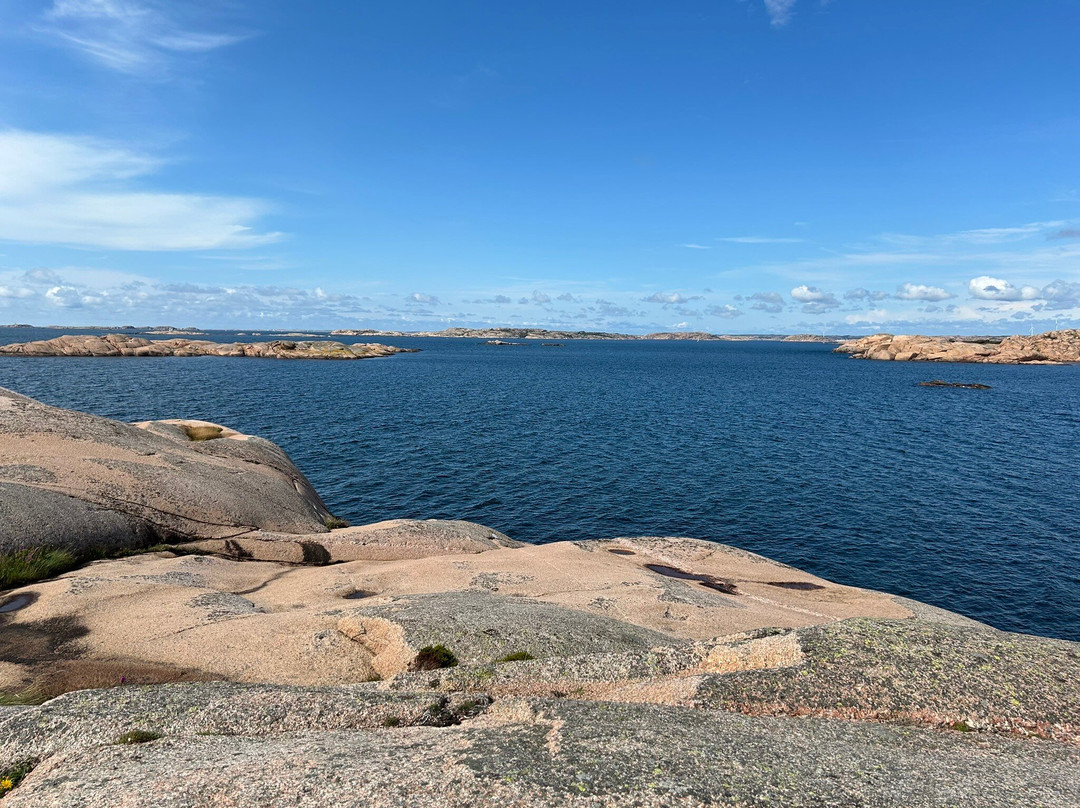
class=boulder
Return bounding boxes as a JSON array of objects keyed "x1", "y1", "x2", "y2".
[{"x1": 0, "y1": 387, "x2": 333, "y2": 557}]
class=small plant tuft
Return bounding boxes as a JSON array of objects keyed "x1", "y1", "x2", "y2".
[
  {"x1": 382, "y1": 716, "x2": 401, "y2": 727},
  {"x1": 950, "y1": 721, "x2": 975, "y2": 732},
  {"x1": 0, "y1": 759, "x2": 37, "y2": 795},
  {"x1": 495, "y1": 651, "x2": 535, "y2": 663},
  {"x1": 323, "y1": 515, "x2": 350, "y2": 530},
  {"x1": 115, "y1": 730, "x2": 162, "y2": 745},
  {"x1": 411, "y1": 644, "x2": 458, "y2": 671}
]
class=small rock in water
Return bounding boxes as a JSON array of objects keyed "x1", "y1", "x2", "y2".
[{"x1": 917, "y1": 380, "x2": 992, "y2": 389}]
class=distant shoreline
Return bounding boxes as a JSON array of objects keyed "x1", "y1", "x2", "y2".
[{"x1": 0, "y1": 324, "x2": 848, "y2": 343}]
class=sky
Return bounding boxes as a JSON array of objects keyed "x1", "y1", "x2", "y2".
[{"x1": 0, "y1": 0, "x2": 1078, "y2": 334}]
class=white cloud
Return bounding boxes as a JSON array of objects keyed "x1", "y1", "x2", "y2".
[
  {"x1": 643, "y1": 291, "x2": 702, "y2": 305},
  {"x1": 682, "y1": 243, "x2": 711, "y2": 249},
  {"x1": 763, "y1": 0, "x2": 798, "y2": 26},
  {"x1": 406, "y1": 292, "x2": 439, "y2": 305},
  {"x1": 705, "y1": 304, "x2": 743, "y2": 319},
  {"x1": 894, "y1": 283, "x2": 953, "y2": 302},
  {"x1": 967, "y1": 276, "x2": 1040, "y2": 301},
  {"x1": 844, "y1": 288, "x2": 889, "y2": 302},
  {"x1": 747, "y1": 291, "x2": 785, "y2": 313},
  {"x1": 39, "y1": 0, "x2": 247, "y2": 75},
  {"x1": 0, "y1": 130, "x2": 280, "y2": 250}
]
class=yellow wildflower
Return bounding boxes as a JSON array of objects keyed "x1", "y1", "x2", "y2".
[{"x1": 0, "y1": 777, "x2": 12, "y2": 790}]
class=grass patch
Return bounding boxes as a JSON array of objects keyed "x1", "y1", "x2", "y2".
[
  {"x1": 382, "y1": 716, "x2": 401, "y2": 727},
  {"x1": 950, "y1": 721, "x2": 975, "y2": 732},
  {"x1": 495, "y1": 651, "x2": 535, "y2": 663},
  {"x1": 411, "y1": 644, "x2": 458, "y2": 671},
  {"x1": 323, "y1": 515, "x2": 350, "y2": 529},
  {"x1": 0, "y1": 760, "x2": 37, "y2": 795},
  {"x1": 0, "y1": 548, "x2": 79, "y2": 590},
  {"x1": 115, "y1": 730, "x2": 162, "y2": 745},
  {"x1": 0, "y1": 690, "x2": 48, "y2": 707}
]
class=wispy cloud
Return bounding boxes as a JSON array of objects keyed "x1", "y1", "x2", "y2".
[
  {"x1": 716, "y1": 236, "x2": 804, "y2": 244},
  {"x1": 763, "y1": 0, "x2": 798, "y2": 26},
  {"x1": 0, "y1": 130, "x2": 280, "y2": 250},
  {"x1": 37, "y1": 0, "x2": 247, "y2": 75}
]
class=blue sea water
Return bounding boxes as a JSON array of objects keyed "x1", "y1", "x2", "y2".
[{"x1": 1, "y1": 327, "x2": 1078, "y2": 641}]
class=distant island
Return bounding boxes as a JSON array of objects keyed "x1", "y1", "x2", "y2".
[
  {"x1": 330, "y1": 326, "x2": 848, "y2": 342},
  {"x1": 0, "y1": 334, "x2": 414, "y2": 360},
  {"x1": 836, "y1": 330, "x2": 1080, "y2": 364}
]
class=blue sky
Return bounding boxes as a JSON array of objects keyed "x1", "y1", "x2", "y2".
[{"x1": 0, "y1": 0, "x2": 1078, "y2": 333}]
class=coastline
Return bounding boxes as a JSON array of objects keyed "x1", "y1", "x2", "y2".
[{"x1": 1, "y1": 388, "x2": 1078, "y2": 805}]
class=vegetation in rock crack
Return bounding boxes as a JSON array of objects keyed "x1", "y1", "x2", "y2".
[
  {"x1": 323, "y1": 515, "x2": 350, "y2": 529},
  {"x1": 0, "y1": 547, "x2": 79, "y2": 589},
  {"x1": 0, "y1": 760, "x2": 36, "y2": 795},
  {"x1": 115, "y1": 730, "x2": 163, "y2": 745},
  {"x1": 411, "y1": 644, "x2": 459, "y2": 671},
  {"x1": 382, "y1": 716, "x2": 401, "y2": 727},
  {"x1": 495, "y1": 651, "x2": 535, "y2": 663}
]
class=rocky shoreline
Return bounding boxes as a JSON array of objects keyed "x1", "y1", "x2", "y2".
[
  {"x1": 0, "y1": 334, "x2": 414, "y2": 359},
  {"x1": 835, "y1": 329, "x2": 1080, "y2": 364},
  {"x1": 1, "y1": 388, "x2": 1077, "y2": 806}
]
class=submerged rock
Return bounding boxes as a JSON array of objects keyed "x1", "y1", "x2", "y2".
[{"x1": 917, "y1": 380, "x2": 992, "y2": 389}]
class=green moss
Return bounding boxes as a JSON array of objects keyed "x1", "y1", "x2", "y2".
[
  {"x1": 323, "y1": 515, "x2": 350, "y2": 529},
  {"x1": 411, "y1": 644, "x2": 459, "y2": 671},
  {"x1": 495, "y1": 651, "x2": 535, "y2": 663},
  {"x1": 0, "y1": 547, "x2": 79, "y2": 589},
  {"x1": 115, "y1": 730, "x2": 162, "y2": 745},
  {"x1": 950, "y1": 721, "x2": 975, "y2": 732},
  {"x1": 382, "y1": 716, "x2": 401, "y2": 727}
]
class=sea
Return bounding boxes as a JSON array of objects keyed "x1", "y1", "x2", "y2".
[{"x1": 1, "y1": 326, "x2": 1078, "y2": 641}]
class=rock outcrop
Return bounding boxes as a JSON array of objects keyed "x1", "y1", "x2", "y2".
[
  {"x1": 0, "y1": 387, "x2": 335, "y2": 557},
  {"x1": 2, "y1": 390, "x2": 1078, "y2": 806},
  {"x1": 0, "y1": 333, "x2": 413, "y2": 359},
  {"x1": 835, "y1": 329, "x2": 1080, "y2": 363}
]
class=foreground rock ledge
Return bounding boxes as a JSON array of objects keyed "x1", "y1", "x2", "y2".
[
  {"x1": 835, "y1": 329, "x2": 1080, "y2": 364},
  {"x1": 0, "y1": 333, "x2": 414, "y2": 359},
  {"x1": 2, "y1": 390, "x2": 1078, "y2": 806}
]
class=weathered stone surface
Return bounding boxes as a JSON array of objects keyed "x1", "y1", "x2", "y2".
[
  {"x1": 183, "y1": 518, "x2": 523, "y2": 563},
  {"x1": 0, "y1": 387, "x2": 333, "y2": 556},
  {"x1": 692, "y1": 618, "x2": 1080, "y2": 745},
  {"x1": 3, "y1": 390, "x2": 1077, "y2": 806},
  {"x1": 0, "y1": 333, "x2": 413, "y2": 359},
  {"x1": 0, "y1": 536, "x2": 911, "y2": 696},
  {"x1": 2, "y1": 688, "x2": 1077, "y2": 807},
  {"x1": 835, "y1": 329, "x2": 1080, "y2": 364}
]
